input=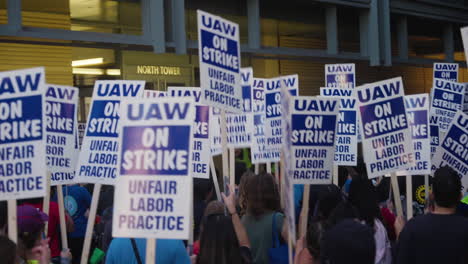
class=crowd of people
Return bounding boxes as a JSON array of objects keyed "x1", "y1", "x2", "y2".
[{"x1": 0, "y1": 165, "x2": 467, "y2": 264}]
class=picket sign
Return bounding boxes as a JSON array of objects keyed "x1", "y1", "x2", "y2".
[
  {"x1": 433, "y1": 62, "x2": 458, "y2": 82},
  {"x1": 430, "y1": 79, "x2": 465, "y2": 132},
  {"x1": 390, "y1": 173, "x2": 403, "y2": 217},
  {"x1": 78, "y1": 80, "x2": 145, "y2": 264},
  {"x1": 431, "y1": 111, "x2": 468, "y2": 188},
  {"x1": 406, "y1": 176, "x2": 413, "y2": 220},
  {"x1": 209, "y1": 157, "x2": 221, "y2": 201},
  {"x1": 299, "y1": 185, "x2": 310, "y2": 237},
  {"x1": 56, "y1": 185, "x2": 68, "y2": 249}
]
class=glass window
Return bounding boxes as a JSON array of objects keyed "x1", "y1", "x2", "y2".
[
  {"x1": 186, "y1": 0, "x2": 248, "y2": 43},
  {"x1": 19, "y1": 0, "x2": 142, "y2": 34},
  {"x1": 0, "y1": 0, "x2": 5, "y2": 24},
  {"x1": 338, "y1": 7, "x2": 360, "y2": 53},
  {"x1": 408, "y1": 16, "x2": 444, "y2": 60}
]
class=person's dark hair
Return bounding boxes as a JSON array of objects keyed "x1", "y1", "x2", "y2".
[
  {"x1": 245, "y1": 173, "x2": 281, "y2": 218},
  {"x1": 326, "y1": 201, "x2": 360, "y2": 229},
  {"x1": 315, "y1": 185, "x2": 343, "y2": 221},
  {"x1": 432, "y1": 166, "x2": 462, "y2": 208},
  {"x1": 194, "y1": 178, "x2": 214, "y2": 202},
  {"x1": 18, "y1": 229, "x2": 42, "y2": 250},
  {"x1": 348, "y1": 178, "x2": 382, "y2": 227},
  {"x1": 197, "y1": 214, "x2": 245, "y2": 264},
  {"x1": 0, "y1": 236, "x2": 17, "y2": 264},
  {"x1": 0, "y1": 201, "x2": 7, "y2": 230},
  {"x1": 322, "y1": 219, "x2": 375, "y2": 264},
  {"x1": 238, "y1": 171, "x2": 254, "y2": 215},
  {"x1": 306, "y1": 221, "x2": 324, "y2": 260}
]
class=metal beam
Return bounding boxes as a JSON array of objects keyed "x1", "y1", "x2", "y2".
[
  {"x1": 379, "y1": 0, "x2": 392, "y2": 66},
  {"x1": 444, "y1": 23, "x2": 454, "y2": 62},
  {"x1": 247, "y1": 0, "x2": 261, "y2": 50},
  {"x1": 171, "y1": 0, "x2": 187, "y2": 54},
  {"x1": 390, "y1": 0, "x2": 468, "y2": 24},
  {"x1": 326, "y1": 6, "x2": 338, "y2": 55},
  {"x1": 359, "y1": 10, "x2": 369, "y2": 57},
  {"x1": 149, "y1": 0, "x2": 166, "y2": 53},
  {"x1": 7, "y1": 0, "x2": 22, "y2": 32},
  {"x1": 311, "y1": 0, "x2": 370, "y2": 8},
  {"x1": 369, "y1": 0, "x2": 380, "y2": 66},
  {"x1": 4, "y1": 27, "x2": 151, "y2": 45},
  {"x1": 397, "y1": 16, "x2": 408, "y2": 60}
]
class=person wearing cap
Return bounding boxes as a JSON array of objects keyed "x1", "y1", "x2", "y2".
[
  {"x1": 17, "y1": 204, "x2": 52, "y2": 264},
  {"x1": 394, "y1": 166, "x2": 468, "y2": 264}
]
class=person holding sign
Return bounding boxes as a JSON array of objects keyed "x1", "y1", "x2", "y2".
[
  {"x1": 395, "y1": 166, "x2": 468, "y2": 264},
  {"x1": 242, "y1": 173, "x2": 287, "y2": 264}
]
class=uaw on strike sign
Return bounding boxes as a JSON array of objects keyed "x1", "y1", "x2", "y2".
[
  {"x1": 0, "y1": 68, "x2": 47, "y2": 200},
  {"x1": 168, "y1": 87, "x2": 210, "y2": 179},
  {"x1": 291, "y1": 97, "x2": 339, "y2": 184},
  {"x1": 75, "y1": 80, "x2": 145, "y2": 185},
  {"x1": 320, "y1": 88, "x2": 357, "y2": 166},
  {"x1": 113, "y1": 98, "x2": 194, "y2": 239},
  {"x1": 430, "y1": 79, "x2": 465, "y2": 132},
  {"x1": 356, "y1": 77, "x2": 414, "y2": 178},
  {"x1": 45, "y1": 85, "x2": 79, "y2": 185},
  {"x1": 432, "y1": 111, "x2": 468, "y2": 189},
  {"x1": 325, "y1": 63, "x2": 355, "y2": 88},
  {"x1": 197, "y1": 10, "x2": 243, "y2": 113}
]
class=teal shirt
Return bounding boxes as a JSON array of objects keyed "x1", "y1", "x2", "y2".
[
  {"x1": 242, "y1": 212, "x2": 284, "y2": 264},
  {"x1": 106, "y1": 238, "x2": 190, "y2": 264}
]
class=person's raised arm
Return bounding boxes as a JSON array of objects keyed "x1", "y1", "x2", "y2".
[{"x1": 222, "y1": 184, "x2": 250, "y2": 248}]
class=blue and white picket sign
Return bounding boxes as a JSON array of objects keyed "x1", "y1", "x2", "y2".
[
  {"x1": 320, "y1": 88, "x2": 358, "y2": 166},
  {"x1": 210, "y1": 107, "x2": 222, "y2": 156},
  {"x1": 429, "y1": 115, "x2": 439, "y2": 157},
  {"x1": 325, "y1": 63, "x2": 355, "y2": 89},
  {"x1": 226, "y1": 67, "x2": 254, "y2": 148},
  {"x1": 251, "y1": 78, "x2": 276, "y2": 164},
  {"x1": 433, "y1": 63, "x2": 458, "y2": 82},
  {"x1": 431, "y1": 111, "x2": 468, "y2": 189},
  {"x1": 397, "y1": 94, "x2": 431, "y2": 176},
  {"x1": 0, "y1": 67, "x2": 47, "y2": 200},
  {"x1": 430, "y1": 79, "x2": 465, "y2": 132},
  {"x1": 113, "y1": 98, "x2": 194, "y2": 239},
  {"x1": 356, "y1": 77, "x2": 415, "y2": 178},
  {"x1": 168, "y1": 87, "x2": 210, "y2": 179},
  {"x1": 264, "y1": 75, "x2": 299, "y2": 161},
  {"x1": 280, "y1": 83, "x2": 296, "y2": 242},
  {"x1": 290, "y1": 97, "x2": 339, "y2": 184},
  {"x1": 45, "y1": 85, "x2": 79, "y2": 185},
  {"x1": 197, "y1": 10, "x2": 243, "y2": 113},
  {"x1": 75, "y1": 80, "x2": 145, "y2": 185},
  {"x1": 143, "y1": 90, "x2": 167, "y2": 98}
]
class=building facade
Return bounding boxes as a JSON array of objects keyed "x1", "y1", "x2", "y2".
[{"x1": 0, "y1": 0, "x2": 467, "y2": 120}]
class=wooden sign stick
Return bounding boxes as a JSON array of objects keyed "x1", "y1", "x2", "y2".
[
  {"x1": 209, "y1": 158, "x2": 221, "y2": 201},
  {"x1": 146, "y1": 238, "x2": 156, "y2": 264},
  {"x1": 42, "y1": 172, "x2": 51, "y2": 235},
  {"x1": 80, "y1": 183, "x2": 101, "y2": 264},
  {"x1": 406, "y1": 176, "x2": 413, "y2": 220},
  {"x1": 220, "y1": 110, "x2": 229, "y2": 187},
  {"x1": 57, "y1": 185, "x2": 69, "y2": 249},
  {"x1": 332, "y1": 165, "x2": 339, "y2": 186},
  {"x1": 229, "y1": 148, "x2": 235, "y2": 186},
  {"x1": 299, "y1": 185, "x2": 310, "y2": 238},
  {"x1": 390, "y1": 173, "x2": 403, "y2": 217},
  {"x1": 7, "y1": 200, "x2": 17, "y2": 243}
]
